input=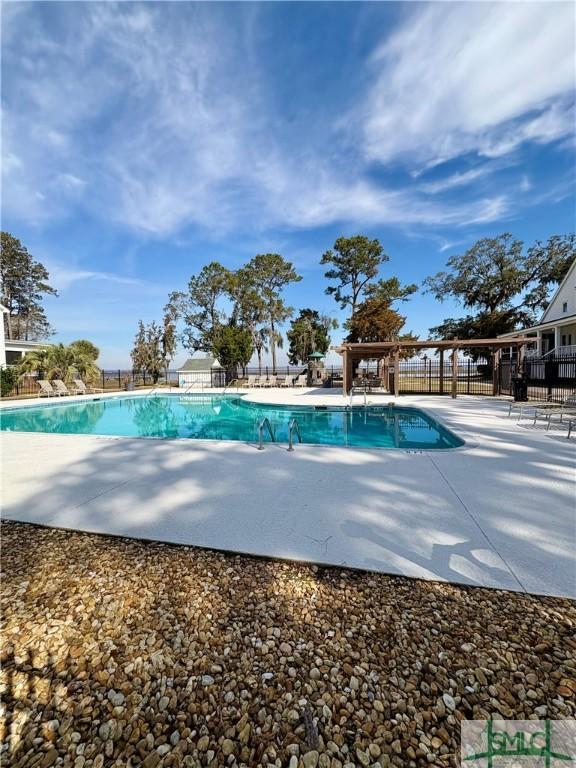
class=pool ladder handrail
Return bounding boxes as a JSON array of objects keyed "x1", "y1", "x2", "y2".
[
  {"x1": 349, "y1": 386, "x2": 367, "y2": 408},
  {"x1": 223, "y1": 379, "x2": 239, "y2": 394},
  {"x1": 183, "y1": 382, "x2": 205, "y2": 395},
  {"x1": 287, "y1": 418, "x2": 302, "y2": 452},
  {"x1": 257, "y1": 417, "x2": 275, "y2": 450}
]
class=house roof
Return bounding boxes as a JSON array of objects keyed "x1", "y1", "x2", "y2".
[
  {"x1": 498, "y1": 312, "x2": 576, "y2": 338},
  {"x1": 540, "y1": 258, "x2": 576, "y2": 324},
  {"x1": 177, "y1": 357, "x2": 221, "y2": 372}
]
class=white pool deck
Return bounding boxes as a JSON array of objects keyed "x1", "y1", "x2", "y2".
[{"x1": 1, "y1": 388, "x2": 574, "y2": 598}]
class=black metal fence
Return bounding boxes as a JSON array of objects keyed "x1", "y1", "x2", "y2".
[
  {"x1": 499, "y1": 354, "x2": 576, "y2": 403},
  {"x1": 393, "y1": 357, "x2": 495, "y2": 395},
  {"x1": 3, "y1": 355, "x2": 575, "y2": 402}
]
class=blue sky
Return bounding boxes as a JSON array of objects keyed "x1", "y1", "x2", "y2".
[{"x1": 2, "y1": 1, "x2": 575, "y2": 368}]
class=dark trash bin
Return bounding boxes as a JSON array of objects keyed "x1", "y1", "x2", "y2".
[{"x1": 512, "y1": 376, "x2": 528, "y2": 402}]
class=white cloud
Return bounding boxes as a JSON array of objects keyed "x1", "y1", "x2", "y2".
[
  {"x1": 1, "y1": 2, "x2": 573, "y2": 238},
  {"x1": 47, "y1": 266, "x2": 144, "y2": 292},
  {"x1": 420, "y1": 168, "x2": 491, "y2": 195},
  {"x1": 362, "y1": 2, "x2": 575, "y2": 168}
]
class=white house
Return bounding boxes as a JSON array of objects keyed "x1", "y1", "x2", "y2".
[
  {"x1": 177, "y1": 356, "x2": 223, "y2": 388},
  {"x1": 0, "y1": 303, "x2": 47, "y2": 367},
  {"x1": 499, "y1": 258, "x2": 576, "y2": 357}
]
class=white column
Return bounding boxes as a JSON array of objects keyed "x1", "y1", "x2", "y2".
[
  {"x1": 536, "y1": 331, "x2": 542, "y2": 356},
  {"x1": 0, "y1": 315, "x2": 6, "y2": 367},
  {"x1": 554, "y1": 326, "x2": 561, "y2": 353}
]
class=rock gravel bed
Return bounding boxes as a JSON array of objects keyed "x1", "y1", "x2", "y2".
[{"x1": 1, "y1": 520, "x2": 575, "y2": 768}]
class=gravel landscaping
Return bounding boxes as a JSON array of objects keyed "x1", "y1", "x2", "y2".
[{"x1": 1, "y1": 520, "x2": 575, "y2": 768}]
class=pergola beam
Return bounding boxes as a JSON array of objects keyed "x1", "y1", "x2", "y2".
[{"x1": 335, "y1": 337, "x2": 531, "y2": 394}]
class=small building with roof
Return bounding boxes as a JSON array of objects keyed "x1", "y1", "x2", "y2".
[{"x1": 177, "y1": 356, "x2": 223, "y2": 388}]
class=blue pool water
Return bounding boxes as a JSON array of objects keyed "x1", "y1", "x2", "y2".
[{"x1": 0, "y1": 395, "x2": 464, "y2": 449}]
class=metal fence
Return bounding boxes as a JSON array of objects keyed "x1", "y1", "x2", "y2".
[
  {"x1": 3, "y1": 356, "x2": 575, "y2": 402},
  {"x1": 393, "y1": 357, "x2": 495, "y2": 395},
  {"x1": 499, "y1": 354, "x2": 576, "y2": 403}
]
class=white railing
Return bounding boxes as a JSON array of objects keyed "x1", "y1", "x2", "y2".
[{"x1": 542, "y1": 345, "x2": 576, "y2": 358}]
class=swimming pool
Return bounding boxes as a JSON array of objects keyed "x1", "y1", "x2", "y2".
[{"x1": 0, "y1": 394, "x2": 464, "y2": 449}]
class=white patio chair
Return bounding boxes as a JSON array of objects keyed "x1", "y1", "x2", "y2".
[{"x1": 38, "y1": 380, "x2": 58, "y2": 397}]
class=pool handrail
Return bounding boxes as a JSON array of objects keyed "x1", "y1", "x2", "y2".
[
  {"x1": 258, "y1": 417, "x2": 275, "y2": 450},
  {"x1": 287, "y1": 418, "x2": 302, "y2": 452}
]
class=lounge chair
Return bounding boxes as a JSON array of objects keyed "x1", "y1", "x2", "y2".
[
  {"x1": 293, "y1": 374, "x2": 308, "y2": 387},
  {"x1": 532, "y1": 394, "x2": 576, "y2": 429},
  {"x1": 52, "y1": 380, "x2": 72, "y2": 396},
  {"x1": 246, "y1": 374, "x2": 258, "y2": 388},
  {"x1": 277, "y1": 375, "x2": 289, "y2": 387},
  {"x1": 73, "y1": 379, "x2": 104, "y2": 395},
  {"x1": 368, "y1": 377, "x2": 383, "y2": 392},
  {"x1": 37, "y1": 380, "x2": 58, "y2": 397},
  {"x1": 266, "y1": 375, "x2": 278, "y2": 387}
]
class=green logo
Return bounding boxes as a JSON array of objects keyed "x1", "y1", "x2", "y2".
[{"x1": 462, "y1": 720, "x2": 575, "y2": 768}]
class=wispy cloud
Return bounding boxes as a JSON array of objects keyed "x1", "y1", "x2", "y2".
[
  {"x1": 362, "y1": 2, "x2": 575, "y2": 168},
  {"x1": 47, "y1": 266, "x2": 144, "y2": 292},
  {"x1": 1, "y1": 2, "x2": 573, "y2": 240}
]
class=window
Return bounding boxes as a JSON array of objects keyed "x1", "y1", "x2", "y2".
[{"x1": 563, "y1": 301, "x2": 568, "y2": 313}]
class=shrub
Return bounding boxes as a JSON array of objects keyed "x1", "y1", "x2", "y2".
[{"x1": 0, "y1": 366, "x2": 19, "y2": 397}]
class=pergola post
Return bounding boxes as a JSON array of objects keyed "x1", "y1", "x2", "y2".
[
  {"x1": 492, "y1": 349, "x2": 500, "y2": 396},
  {"x1": 343, "y1": 349, "x2": 354, "y2": 394},
  {"x1": 451, "y1": 347, "x2": 458, "y2": 399},
  {"x1": 394, "y1": 347, "x2": 400, "y2": 397},
  {"x1": 439, "y1": 349, "x2": 444, "y2": 395}
]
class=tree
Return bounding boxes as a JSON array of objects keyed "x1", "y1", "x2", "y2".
[
  {"x1": 424, "y1": 233, "x2": 576, "y2": 339},
  {"x1": 1, "y1": 232, "x2": 57, "y2": 340},
  {"x1": 161, "y1": 312, "x2": 177, "y2": 372},
  {"x1": 0, "y1": 366, "x2": 19, "y2": 397},
  {"x1": 212, "y1": 322, "x2": 254, "y2": 376},
  {"x1": 287, "y1": 309, "x2": 338, "y2": 365},
  {"x1": 228, "y1": 269, "x2": 268, "y2": 372},
  {"x1": 166, "y1": 262, "x2": 232, "y2": 353},
  {"x1": 346, "y1": 299, "x2": 407, "y2": 343},
  {"x1": 69, "y1": 339, "x2": 99, "y2": 361},
  {"x1": 19, "y1": 342, "x2": 100, "y2": 384},
  {"x1": 130, "y1": 321, "x2": 165, "y2": 383},
  {"x1": 242, "y1": 254, "x2": 302, "y2": 372},
  {"x1": 321, "y1": 235, "x2": 385, "y2": 319}
]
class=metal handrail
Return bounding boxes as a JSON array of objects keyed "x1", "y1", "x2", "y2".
[
  {"x1": 223, "y1": 379, "x2": 238, "y2": 394},
  {"x1": 287, "y1": 418, "x2": 302, "y2": 452},
  {"x1": 349, "y1": 386, "x2": 367, "y2": 408},
  {"x1": 258, "y1": 417, "x2": 275, "y2": 450},
  {"x1": 183, "y1": 382, "x2": 204, "y2": 395},
  {"x1": 145, "y1": 387, "x2": 158, "y2": 399}
]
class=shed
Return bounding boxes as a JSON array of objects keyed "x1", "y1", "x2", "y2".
[{"x1": 177, "y1": 357, "x2": 223, "y2": 389}]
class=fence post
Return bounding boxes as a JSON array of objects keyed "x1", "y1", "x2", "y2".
[
  {"x1": 102, "y1": 371, "x2": 105, "y2": 390},
  {"x1": 117, "y1": 370, "x2": 121, "y2": 389},
  {"x1": 467, "y1": 359, "x2": 471, "y2": 395}
]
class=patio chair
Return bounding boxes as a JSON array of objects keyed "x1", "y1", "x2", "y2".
[
  {"x1": 293, "y1": 374, "x2": 308, "y2": 387},
  {"x1": 278, "y1": 375, "x2": 290, "y2": 387},
  {"x1": 52, "y1": 380, "x2": 72, "y2": 396},
  {"x1": 246, "y1": 374, "x2": 259, "y2": 388},
  {"x1": 73, "y1": 379, "x2": 104, "y2": 395},
  {"x1": 37, "y1": 380, "x2": 58, "y2": 397},
  {"x1": 532, "y1": 394, "x2": 576, "y2": 429},
  {"x1": 368, "y1": 377, "x2": 383, "y2": 392}
]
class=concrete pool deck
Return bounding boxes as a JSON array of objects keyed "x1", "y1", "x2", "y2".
[{"x1": 1, "y1": 389, "x2": 574, "y2": 597}]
